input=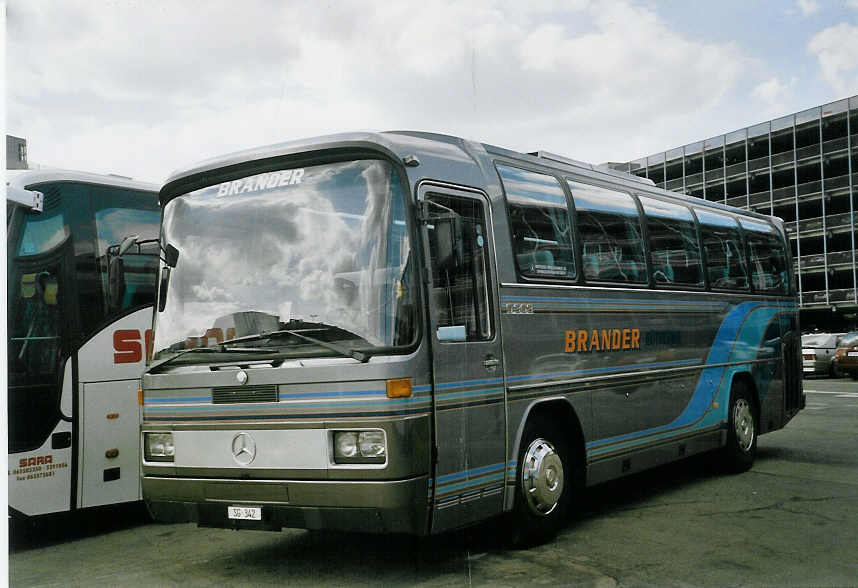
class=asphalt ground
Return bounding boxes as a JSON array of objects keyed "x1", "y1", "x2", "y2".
[{"x1": 9, "y1": 376, "x2": 858, "y2": 587}]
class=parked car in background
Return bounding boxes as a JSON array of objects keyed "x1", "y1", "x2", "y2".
[
  {"x1": 801, "y1": 332, "x2": 844, "y2": 377},
  {"x1": 833, "y1": 332, "x2": 858, "y2": 380}
]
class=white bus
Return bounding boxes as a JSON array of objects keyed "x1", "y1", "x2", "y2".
[{"x1": 7, "y1": 170, "x2": 159, "y2": 520}]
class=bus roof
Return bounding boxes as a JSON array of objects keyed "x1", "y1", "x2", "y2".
[
  {"x1": 158, "y1": 131, "x2": 782, "y2": 227},
  {"x1": 7, "y1": 168, "x2": 158, "y2": 194}
]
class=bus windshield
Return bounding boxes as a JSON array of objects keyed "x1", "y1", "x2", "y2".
[{"x1": 153, "y1": 159, "x2": 416, "y2": 362}]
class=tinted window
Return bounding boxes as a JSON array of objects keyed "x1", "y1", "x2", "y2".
[
  {"x1": 640, "y1": 196, "x2": 703, "y2": 287},
  {"x1": 567, "y1": 181, "x2": 646, "y2": 283},
  {"x1": 17, "y1": 213, "x2": 69, "y2": 256},
  {"x1": 740, "y1": 219, "x2": 789, "y2": 295},
  {"x1": 497, "y1": 165, "x2": 576, "y2": 280},
  {"x1": 95, "y1": 207, "x2": 160, "y2": 312},
  {"x1": 695, "y1": 209, "x2": 749, "y2": 290}
]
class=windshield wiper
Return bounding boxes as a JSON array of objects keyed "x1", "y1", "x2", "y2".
[
  {"x1": 221, "y1": 329, "x2": 371, "y2": 363},
  {"x1": 148, "y1": 345, "x2": 270, "y2": 373}
]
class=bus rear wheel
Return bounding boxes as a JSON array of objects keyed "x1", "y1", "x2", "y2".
[
  {"x1": 509, "y1": 417, "x2": 572, "y2": 546},
  {"x1": 720, "y1": 382, "x2": 757, "y2": 473}
]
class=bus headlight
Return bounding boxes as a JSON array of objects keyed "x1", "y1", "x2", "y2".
[
  {"x1": 144, "y1": 432, "x2": 175, "y2": 462},
  {"x1": 333, "y1": 430, "x2": 386, "y2": 464}
]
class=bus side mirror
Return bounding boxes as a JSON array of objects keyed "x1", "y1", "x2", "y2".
[
  {"x1": 108, "y1": 256, "x2": 126, "y2": 311},
  {"x1": 117, "y1": 234, "x2": 140, "y2": 256},
  {"x1": 431, "y1": 214, "x2": 463, "y2": 272},
  {"x1": 158, "y1": 267, "x2": 171, "y2": 312},
  {"x1": 165, "y1": 244, "x2": 179, "y2": 268}
]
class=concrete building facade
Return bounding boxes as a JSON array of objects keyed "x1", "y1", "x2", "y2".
[
  {"x1": 613, "y1": 95, "x2": 858, "y2": 332},
  {"x1": 7, "y1": 135, "x2": 28, "y2": 170}
]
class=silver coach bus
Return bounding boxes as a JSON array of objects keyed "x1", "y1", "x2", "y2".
[{"x1": 142, "y1": 132, "x2": 803, "y2": 542}]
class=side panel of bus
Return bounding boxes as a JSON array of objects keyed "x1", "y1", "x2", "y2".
[
  {"x1": 8, "y1": 308, "x2": 150, "y2": 516},
  {"x1": 500, "y1": 286, "x2": 728, "y2": 490},
  {"x1": 76, "y1": 307, "x2": 151, "y2": 508}
]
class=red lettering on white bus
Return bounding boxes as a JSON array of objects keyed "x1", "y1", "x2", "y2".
[{"x1": 113, "y1": 329, "x2": 153, "y2": 363}]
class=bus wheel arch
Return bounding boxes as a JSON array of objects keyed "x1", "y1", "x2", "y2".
[
  {"x1": 508, "y1": 398, "x2": 585, "y2": 545},
  {"x1": 720, "y1": 373, "x2": 759, "y2": 473}
]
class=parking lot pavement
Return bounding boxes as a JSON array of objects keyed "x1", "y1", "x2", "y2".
[{"x1": 10, "y1": 377, "x2": 858, "y2": 587}]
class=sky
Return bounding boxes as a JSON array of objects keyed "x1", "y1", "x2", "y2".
[{"x1": 6, "y1": 0, "x2": 858, "y2": 185}]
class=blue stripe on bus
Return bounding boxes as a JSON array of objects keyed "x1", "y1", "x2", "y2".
[
  {"x1": 436, "y1": 473, "x2": 505, "y2": 494},
  {"x1": 501, "y1": 296, "x2": 727, "y2": 307},
  {"x1": 144, "y1": 396, "x2": 211, "y2": 403},
  {"x1": 143, "y1": 408, "x2": 432, "y2": 421},
  {"x1": 433, "y1": 377, "x2": 504, "y2": 390},
  {"x1": 436, "y1": 462, "x2": 507, "y2": 484},
  {"x1": 144, "y1": 397, "x2": 430, "y2": 411},
  {"x1": 279, "y1": 389, "x2": 382, "y2": 399},
  {"x1": 436, "y1": 388, "x2": 504, "y2": 401}
]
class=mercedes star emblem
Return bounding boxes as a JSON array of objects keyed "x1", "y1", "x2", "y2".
[{"x1": 231, "y1": 432, "x2": 257, "y2": 466}]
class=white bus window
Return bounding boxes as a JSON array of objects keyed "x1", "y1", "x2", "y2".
[
  {"x1": 740, "y1": 219, "x2": 789, "y2": 295},
  {"x1": 695, "y1": 209, "x2": 749, "y2": 291},
  {"x1": 567, "y1": 181, "x2": 646, "y2": 284},
  {"x1": 497, "y1": 165, "x2": 576, "y2": 280},
  {"x1": 639, "y1": 196, "x2": 703, "y2": 287}
]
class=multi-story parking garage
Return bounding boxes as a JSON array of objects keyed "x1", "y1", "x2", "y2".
[{"x1": 610, "y1": 95, "x2": 858, "y2": 332}]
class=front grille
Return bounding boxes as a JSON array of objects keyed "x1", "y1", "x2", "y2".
[{"x1": 212, "y1": 384, "x2": 278, "y2": 404}]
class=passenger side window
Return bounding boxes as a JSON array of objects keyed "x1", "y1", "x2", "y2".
[
  {"x1": 497, "y1": 165, "x2": 576, "y2": 280},
  {"x1": 639, "y1": 196, "x2": 703, "y2": 287},
  {"x1": 425, "y1": 193, "x2": 492, "y2": 341},
  {"x1": 740, "y1": 219, "x2": 789, "y2": 295},
  {"x1": 567, "y1": 181, "x2": 646, "y2": 284},
  {"x1": 695, "y1": 209, "x2": 749, "y2": 291}
]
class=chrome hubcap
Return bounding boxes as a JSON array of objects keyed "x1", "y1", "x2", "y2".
[
  {"x1": 733, "y1": 398, "x2": 755, "y2": 453},
  {"x1": 521, "y1": 437, "x2": 564, "y2": 516}
]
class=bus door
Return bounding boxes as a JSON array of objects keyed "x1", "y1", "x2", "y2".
[
  {"x1": 420, "y1": 185, "x2": 506, "y2": 532},
  {"x1": 8, "y1": 240, "x2": 77, "y2": 516}
]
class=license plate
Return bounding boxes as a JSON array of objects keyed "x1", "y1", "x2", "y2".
[
  {"x1": 848, "y1": 352, "x2": 858, "y2": 357},
  {"x1": 228, "y1": 506, "x2": 261, "y2": 521}
]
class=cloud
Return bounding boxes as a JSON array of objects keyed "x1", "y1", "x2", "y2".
[
  {"x1": 7, "y1": 0, "x2": 757, "y2": 181},
  {"x1": 750, "y1": 76, "x2": 798, "y2": 118},
  {"x1": 807, "y1": 23, "x2": 858, "y2": 92},
  {"x1": 796, "y1": 0, "x2": 821, "y2": 16}
]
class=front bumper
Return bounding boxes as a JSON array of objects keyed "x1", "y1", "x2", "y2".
[{"x1": 143, "y1": 474, "x2": 430, "y2": 534}]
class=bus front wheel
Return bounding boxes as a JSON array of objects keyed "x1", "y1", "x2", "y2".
[
  {"x1": 509, "y1": 417, "x2": 572, "y2": 546},
  {"x1": 720, "y1": 382, "x2": 757, "y2": 473}
]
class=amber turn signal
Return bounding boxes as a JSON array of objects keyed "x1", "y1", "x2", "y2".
[
  {"x1": 386, "y1": 377, "x2": 412, "y2": 399},
  {"x1": 138, "y1": 389, "x2": 143, "y2": 405}
]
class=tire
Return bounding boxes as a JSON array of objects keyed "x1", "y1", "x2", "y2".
[
  {"x1": 850, "y1": 372, "x2": 858, "y2": 381},
  {"x1": 720, "y1": 381, "x2": 757, "y2": 473},
  {"x1": 509, "y1": 416, "x2": 573, "y2": 546}
]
